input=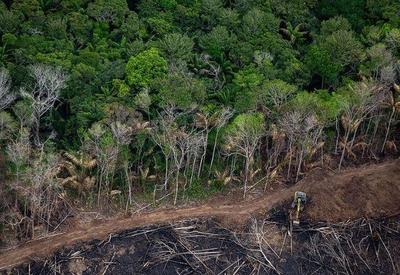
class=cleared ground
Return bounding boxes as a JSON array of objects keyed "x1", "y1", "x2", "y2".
[{"x1": 0, "y1": 159, "x2": 399, "y2": 272}]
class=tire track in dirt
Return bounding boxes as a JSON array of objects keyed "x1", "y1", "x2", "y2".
[
  {"x1": 0, "y1": 187, "x2": 294, "y2": 271},
  {"x1": 0, "y1": 160, "x2": 399, "y2": 271}
]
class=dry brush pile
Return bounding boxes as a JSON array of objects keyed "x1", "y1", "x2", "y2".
[{"x1": 8, "y1": 213, "x2": 400, "y2": 275}]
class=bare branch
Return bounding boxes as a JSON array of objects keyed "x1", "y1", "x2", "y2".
[
  {"x1": 0, "y1": 68, "x2": 15, "y2": 110},
  {"x1": 21, "y1": 64, "x2": 67, "y2": 145}
]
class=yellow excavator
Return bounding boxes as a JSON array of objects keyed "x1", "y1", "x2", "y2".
[{"x1": 291, "y1": 191, "x2": 307, "y2": 226}]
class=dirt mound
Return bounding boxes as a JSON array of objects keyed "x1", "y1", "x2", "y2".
[
  {"x1": 0, "y1": 160, "x2": 399, "y2": 271},
  {"x1": 301, "y1": 160, "x2": 400, "y2": 222}
]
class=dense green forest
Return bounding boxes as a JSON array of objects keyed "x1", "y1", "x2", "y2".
[{"x1": 1, "y1": 0, "x2": 400, "y2": 239}]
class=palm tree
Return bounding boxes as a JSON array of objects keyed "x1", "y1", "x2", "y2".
[{"x1": 280, "y1": 22, "x2": 308, "y2": 44}]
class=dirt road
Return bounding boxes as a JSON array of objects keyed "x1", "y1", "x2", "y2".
[{"x1": 1, "y1": 160, "x2": 399, "y2": 271}]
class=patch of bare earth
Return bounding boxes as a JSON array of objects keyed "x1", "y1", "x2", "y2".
[
  {"x1": 0, "y1": 159, "x2": 399, "y2": 271},
  {"x1": 301, "y1": 160, "x2": 400, "y2": 222}
]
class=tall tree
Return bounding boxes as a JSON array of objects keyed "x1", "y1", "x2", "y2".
[
  {"x1": 224, "y1": 113, "x2": 264, "y2": 198},
  {"x1": 21, "y1": 64, "x2": 67, "y2": 145},
  {"x1": 0, "y1": 68, "x2": 15, "y2": 110}
]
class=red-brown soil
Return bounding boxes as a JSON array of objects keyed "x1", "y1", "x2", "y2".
[
  {"x1": 302, "y1": 160, "x2": 400, "y2": 222},
  {"x1": 0, "y1": 159, "x2": 399, "y2": 271}
]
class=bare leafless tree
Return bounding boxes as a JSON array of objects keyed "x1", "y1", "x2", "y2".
[
  {"x1": 18, "y1": 151, "x2": 65, "y2": 238},
  {"x1": 84, "y1": 123, "x2": 119, "y2": 205},
  {"x1": 193, "y1": 112, "x2": 209, "y2": 178},
  {"x1": 208, "y1": 107, "x2": 233, "y2": 174},
  {"x1": 6, "y1": 127, "x2": 31, "y2": 182},
  {"x1": 151, "y1": 106, "x2": 206, "y2": 204},
  {"x1": 199, "y1": 54, "x2": 225, "y2": 91},
  {"x1": 110, "y1": 121, "x2": 135, "y2": 207},
  {"x1": 21, "y1": 64, "x2": 67, "y2": 145},
  {"x1": 0, "y1": 68, "x2": 15, "y2": 110},
  {"x1": 262, "y1": 83, "x2": 296, "y2": 111},
  {"x1": 187, "y1": 132, "x2": 204, "y2": 187},
  {"x1": 224, "y1": 113, "x2": 265, "y2": 198},
  {"x1": 151, "y1": 105, "x2": 179, "y2": 192},
  {"x1": 338, "y1": 80, "x2": 382, "y2": 170},
  {"x1": 0, "y1": 111, "x2": 17, "y2": 142},
  {"x1": 170, "y1": 128, "x2": 196, "y2": 204},
  {"x1": 279, "y1": 110, "x2": 323, "y2": 181}
]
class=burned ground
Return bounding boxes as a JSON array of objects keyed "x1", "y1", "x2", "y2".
[
  {"x1": 1, "y1": 160, "x2": 400, "y2": 274},
  {"x1": 7, "y1": 213, "x2": 400, "y2": 275}
]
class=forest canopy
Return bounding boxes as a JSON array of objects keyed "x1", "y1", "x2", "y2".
[{"x1": 1, "y1": 0, "x2": 400, "y2": 239}]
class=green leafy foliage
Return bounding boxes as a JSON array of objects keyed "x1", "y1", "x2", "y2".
[
  {"x1": 158, "y1": 69, "x2": 206, "y2": 109},
  {"x1": 305, "y1": 45, "x2": 341, "y2": 86},
  {"x1": 199, "y1": 26, "x2": 237, "y2": 58},
  {"x1": 159, "y1": 33, "x2": 194, "y2": 62},
  {"x1": 125, "y1": 48, "x2": 167, "y2": 88},
  {"x1": 225, "y1": 112, "x2": 265, "y2": 141},
  {"x1": 291, "y1": 90, "x2": 341, "y2": 123},
  {"x1": 1, "y1": 0, "x2": 399, "y2": 211}
]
